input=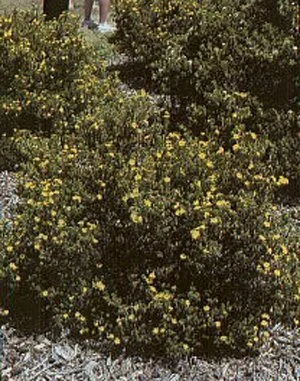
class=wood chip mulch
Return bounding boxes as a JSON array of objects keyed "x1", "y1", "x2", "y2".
[{"x1": 0, "y1": 323, "x2": 299, "y2": 380}]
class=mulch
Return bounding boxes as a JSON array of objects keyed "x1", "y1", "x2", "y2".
[{"x1": 0, "y1": 322, "x2": 299, "y2": 380}]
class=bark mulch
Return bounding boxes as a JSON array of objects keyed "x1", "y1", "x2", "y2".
[{"x1": 0, "y1": 323, "x2": 299, "y2": 380}]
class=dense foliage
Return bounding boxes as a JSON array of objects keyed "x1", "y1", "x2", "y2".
[
  {"x1": 0, "y1": 10, "x2": 117, "y2": 137},
  {"x1": 114, "y1": 0, "x2": 299, "y2": 187},
  {"x1": 0, "y1": 8, "x2": 299, "y2": 360}
]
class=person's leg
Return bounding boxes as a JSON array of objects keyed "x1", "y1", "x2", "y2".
[
  {"x1": 99, "y1": 0, "x2": 110, "y2": 24},
  {"x1": 84, "y1": 0, "x2": 94, "y2": 21}
]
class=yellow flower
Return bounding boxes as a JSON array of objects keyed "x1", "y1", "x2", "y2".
[
  {"x1": 261, "y1": 320, "x2": 269, "y2": 327},
  {"x1": 130, "y1": 212, "x2": 143, "y2": 224},
  {"x1": 9, "y1": 262, "x2": 17, "y2": 271},
  {"x1": 263, "y1": 221, "x2": 271, "y2": 228},
  {"x1": 220, "y1": 336, "x2": 228, "y2": 342},
  {"x1": 263, "y1": 262, "x2": 270, "y2": 270},
  {"x1": 152, "y1": 327, "x2": 159, "y2": 335},
  {"x1": 203, "y1": 305, "x2": 210, "y2": 313},
  {"x1": 199, "y1": 152, "x2": 206, "y2": 160},
  {"x1": 93, "y1": 280, "x2": 105, "y2": 291},
  {"x1": 24, "y1": 182, "x2": 36, "y2": 189},
  {"x1": 190, "y1": 228, "x2": 201, "y2": 240},
  {"x1": 254, "y1": 174, "x2": 263, "y2": 181},
  {"x1": 41, "y1": 290, "x2": 48, "y2": 297},
  {"x1": 280, "y1": 245, "x2": 288, "y2": 255},
  {"x1": 39, "y1": 234, "x2": 48, "y2": 241},
  {"x1": 178, "y1": 140, "x2": 186, "y2": 147},
  {"x1": 274, "y1": 269, "x2": 281, "y2": 277},
  {"x1": 6, "y1": 246, "x2": 13, "y2": 252},
  {"x1": 149, "y1": 271, "x2": 156, "y2": 279},
  {"x1": 180, "y1": 253, "x2": 187, "y2": 260},
  {"x1": 278, "y1": 176, "x2": 289, "y2": 186},
  {"x1": 216, "y1": 200, "x2": 230, "y2": 208},
  {"x1": 154, "y1": 292, "x2": 173, "y2": 301},
  {"x1": 63, "y1": 313, "x2": 69, "y2": 319},
  {"x1": 72, "y1": 195, "x2": 82, "y2": 203},
  {"x1": 114, "y1": 337, "x2": 121, "y2": 345},
  {"x1": 96, "y1": 194, "x2": 103, "y2": 201},
  {"x1": 58, "y1": 219, "x2": 65, "y2": 227},
  {"x1": 232, "y1": 144, "x2": 240, "y2": 152},
  {"x1": 175, "y1": 207, "x2": 186, "y2": 216},
  {"x1": 182, "y1": 343, "x2": 189, "y2": 351},
  {"x1": 163, "y1": 177, "x2": 171, "y2": 183},
  {"x1": 250, "y1": 132, "x2": 257, "y2": 139},
  {"x1": 144, "y1": 199, "x2": 152, "y2": 207},
  {"x1": 215, "y1": 321, "x2": 221, "y2": 328},
  {"x1": 128, "y1": 314, "x2": 135, "y2": 321}
]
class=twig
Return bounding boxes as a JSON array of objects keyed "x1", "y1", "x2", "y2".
[{"x1": 28, "y1": 360, "x2": 59, "y2": 381}]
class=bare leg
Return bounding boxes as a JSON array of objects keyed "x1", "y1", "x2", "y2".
[
  {"x1": 99, "y1": 0, "x2": 110, "y2": 24},
  {"x1": 84, "y1": 0, "x2": 94, "y2": 21}
]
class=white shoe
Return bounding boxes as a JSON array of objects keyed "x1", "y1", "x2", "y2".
[{"x1": 97, "y1": 23, "x2": 116, "y2": 33}]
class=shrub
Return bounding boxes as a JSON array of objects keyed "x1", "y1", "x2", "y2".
[
  {"x1": 185, "y1": 90, "x2": 300, "y2": 186},
  {"x1": 0, "y1": 9, "x2": 117, "y2": 138},
  {"x1": 115, "y1": 0, "x2": 298, "y2": 106},
  {"x1": 0, "y1": 6, "x2": 298, "y2": 361},
  {"x1": 114, "y1": 0, "x2": 299, "y2": 188},
  {"x1": 0, "y1": 106, "x2": 298, "y2": 358}
]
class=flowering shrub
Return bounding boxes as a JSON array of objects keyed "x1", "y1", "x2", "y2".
[
  {"x1": 114, "y1": 0, "x2": 299, "y2": 188},
  {"x1": 0, "y1": 9, "x2": 117, "y2": 137},
  {"x1": 0, "y1": 108, "x2": 298, "y2": 358},
  {"x1": 0, "y1": 7, "x2": 298, "y2": 360}
]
